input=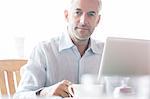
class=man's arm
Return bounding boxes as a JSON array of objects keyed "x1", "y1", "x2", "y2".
[
  {"x1": 39, "y1": 80, "x2": 73, "y2": 98},
  {"x1": 13, "y1": 44, "x2": 74, "y2": 98}
]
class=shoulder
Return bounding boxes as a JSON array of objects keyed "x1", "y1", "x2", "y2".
[
  {"x1": 90, "y1": 38, "x2": 104, "y2": 54},
  {"x1": 38, "y1": 36, "x2": 60, "y2": 48},
  {"x1": 95, "y1": 40, "x2": 104, "y2": 47},
  {"x1": 33, "y1": 36, "x2": 61, "y2": 53},
  {"x1": 92, "y1": 39, "x2": 104, "y2": 49}
]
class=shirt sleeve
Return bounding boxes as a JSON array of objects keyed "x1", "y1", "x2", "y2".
[{"x1": 14, "y1": 43, "x2": 47, "y2": 98}]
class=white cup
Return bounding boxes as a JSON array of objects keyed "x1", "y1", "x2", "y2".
[
  {"x1": 69, "y1": 84, "x2": 103, "y2": 98},
  {"x1": 135, "y1": 76, "x2": 150, "y2": 98},
  {"x1": 104, "y1": 76, "x2": 123, "y2": 96}
]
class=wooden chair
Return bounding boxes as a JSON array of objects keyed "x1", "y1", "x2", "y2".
[{"x1": 0, "y1": 59, "x2": 27, "y2": 96}]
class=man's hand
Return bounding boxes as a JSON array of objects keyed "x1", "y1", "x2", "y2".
[{"x1": 40, "y1": 80, "x2": 74, "y2": 98}]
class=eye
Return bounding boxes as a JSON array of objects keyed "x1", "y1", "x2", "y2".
[
  {"x1": 88, "y1": 12, "x2": 96, "y2": 16},
  {"x1": 74, "y1": 11, "x2": 82, "y2": 16}
]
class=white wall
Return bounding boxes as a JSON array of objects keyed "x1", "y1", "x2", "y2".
[
  {"x1": 93, "y1": 0, "x2": 150, "y2": 40},
  {"x1": 0, "y1": 0, "x2": 150, "y2": 58}
]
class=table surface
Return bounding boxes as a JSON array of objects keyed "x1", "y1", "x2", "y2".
[{"x1": 0, "y1": 96, "x2": 144, "y2": 99}]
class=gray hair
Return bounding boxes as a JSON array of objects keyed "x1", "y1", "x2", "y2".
[
  {"x1": 98, "y1": 0, "x2": 102, "y2": 12},
  {"x1": 66, "y1": 0, "x2": 102, "y2": 13}
]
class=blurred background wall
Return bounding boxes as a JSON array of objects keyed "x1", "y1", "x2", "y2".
[{"x1": 0, "y1": 0, "x2": 150, "y2": 58}]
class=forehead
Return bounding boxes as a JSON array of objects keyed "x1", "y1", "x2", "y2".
[{"x1": 70, "y1": 0, "x2": 99, "y2": 12}]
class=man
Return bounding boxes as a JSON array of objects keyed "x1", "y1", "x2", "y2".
[{"x1": 14, "y1": 0, "x2": 103, "y2": 98}]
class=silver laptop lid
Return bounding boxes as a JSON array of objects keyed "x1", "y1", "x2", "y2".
[{"x1": 99, "y1": 37, "x2": 150, "y2": 77}]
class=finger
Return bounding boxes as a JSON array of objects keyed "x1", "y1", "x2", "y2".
[
  {"x1": 53, "y1": 82, "x2": 71, "y2": 98},
  {"x1": 59, "y1": 83, "x2": 70, "y2": 94},
  {"x1": 59, "y1": 82, "x2": 73, "y2": 97},
  {"x1": 61, "y1": 80, "x2": 72, "y2": 86},
  {"x1": 68, "y1": 85, "x2": 74, "y2": 97},
  {"x1": 58, "y1": 89, "x2": 70, "y2": 98}
]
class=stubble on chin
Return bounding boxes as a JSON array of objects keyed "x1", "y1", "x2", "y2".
[
  {"x1": 71, "y1": 32, "x2": 90, "y2": 46},
  {"x1": 68, "y1": 26, "x2": 90, "y2": 44}
]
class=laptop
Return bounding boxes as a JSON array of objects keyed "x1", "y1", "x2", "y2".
[{"x1": 98, "y1": 37, "x2": 150, "y2": 77}]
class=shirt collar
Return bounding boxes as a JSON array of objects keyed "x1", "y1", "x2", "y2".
[
  {"x1": 90, "y1": 38, "x2": 102, "y2": 54},
  {"x1": 59, "y1": 31, "x2": 102, "y2": 54},
  {"x1": 59, "y1": 32, "x2": 74, "y2": 52}
]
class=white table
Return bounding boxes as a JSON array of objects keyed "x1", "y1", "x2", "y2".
[
  {"x1": 0, "y1": 96, "x2": 145, "y2": 99},
  {"x1": 63, "y1": 96, "x2": 143, "y2": 99}
]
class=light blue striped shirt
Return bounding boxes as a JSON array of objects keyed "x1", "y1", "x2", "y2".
[{"x1": 14, "y1": 32, "x2": 104, "y2": 98}]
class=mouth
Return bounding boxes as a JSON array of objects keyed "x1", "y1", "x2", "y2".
[{"x1": 76, "y1": 27, "x2": 89, "y2": 30}]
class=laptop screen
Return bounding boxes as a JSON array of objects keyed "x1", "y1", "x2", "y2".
[{"x1": 98, "y1": 37, "x2": 150, "y2": 77}]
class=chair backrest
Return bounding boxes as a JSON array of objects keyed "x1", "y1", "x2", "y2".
[{"x1": 0, "y1": 59, "x2": 27, "y2": 96}]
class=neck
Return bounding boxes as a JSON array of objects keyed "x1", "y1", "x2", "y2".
[{"x1": 71, "y1": 37, "x2": 90, "y2": 57}]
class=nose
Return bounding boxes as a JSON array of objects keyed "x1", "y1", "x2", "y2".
[{"x1": 80, "y1": 13, "x2": 88, "y2": 26}]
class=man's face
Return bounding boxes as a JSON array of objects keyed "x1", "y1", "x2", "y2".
[{"x1": 65, "y1": 0, "x2": 101, "y2": 41}]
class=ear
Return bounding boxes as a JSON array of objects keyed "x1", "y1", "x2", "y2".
[
  {"x1": 96, "y1": 15, "x2": 101, "y2": 26},
  {"x1": 64, "y1": 10, "x2": 69, "y2": 22}
]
